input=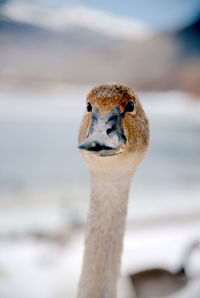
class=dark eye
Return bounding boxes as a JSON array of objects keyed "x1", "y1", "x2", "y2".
[
  {"x1": 87, "y1": 102, "x2": 92, "y2": 112},
  {"x1": 124, "y1": 102, "x2": 134, "y2": 113}
]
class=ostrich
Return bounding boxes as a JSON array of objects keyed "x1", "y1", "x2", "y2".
[{"x1": 77, "y1": 84, "x2": 150, "y2": 298}]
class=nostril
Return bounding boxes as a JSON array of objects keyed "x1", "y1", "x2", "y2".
[
  {"x1": 106, "y1": 128, "x2": 112, "y2": 135},
  {"x1": 106, "y1": 126, "x2": 115, "y2": 135}
]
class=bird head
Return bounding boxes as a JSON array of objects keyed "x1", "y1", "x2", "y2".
[{"x1": 78, "y1": 84, "x2": 150, "y2": 172}]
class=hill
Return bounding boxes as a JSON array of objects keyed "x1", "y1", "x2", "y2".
[{"x1": 0, "y1": 5, "x2": 199, "y2": 93}]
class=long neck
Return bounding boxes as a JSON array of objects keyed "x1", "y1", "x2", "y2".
[{"x1": 77, "y1": 168, "x2": 133, "y2": 298}]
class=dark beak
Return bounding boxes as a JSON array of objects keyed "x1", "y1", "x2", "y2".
[
  {"x1": 79, "y1": 141, "x2": 113, "y2": 152},
  {"x1": 78, "y1": 106, "x2": 126, "y2": 157}
]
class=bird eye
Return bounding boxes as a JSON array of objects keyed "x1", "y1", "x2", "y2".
[
  {"x1": 124, "y1": 102, "x2": 134, "y2": 113},
  {"x1": 87, "y1": 102, "x2": 92, "y2": 112}
]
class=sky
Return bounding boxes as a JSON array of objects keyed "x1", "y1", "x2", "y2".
[{"x1": 26, "y1": 0, "x2": 200, "y2": 31}]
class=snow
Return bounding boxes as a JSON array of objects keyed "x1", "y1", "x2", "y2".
[{"x1": 0, "y1": 222, "x2": 200, "y2": 298}]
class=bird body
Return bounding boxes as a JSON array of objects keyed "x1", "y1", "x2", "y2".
[
  {"x1": 129, "y1": 240, "x2": 200, "y2": 298},
  {"x1": 130, "y1": 268, "x2": 187, "y2": 298},
  {"x1": 77, "y1": 84, "x2": 150, "y2": 298}
]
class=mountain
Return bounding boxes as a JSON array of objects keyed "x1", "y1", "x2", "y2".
[
  {"x1": 0, "y1": 16, "x2": 121, "y2": 52},
  {"x1": 1, "y1": 1, "x2": 152, "y2": 40},
  {"x1": 0, "y1": 2, "x2": 199, "y2": 93},
  {"x1": 0, "y1": 2, "x2": 152, "y2": 85},
  {"x1": 0, "y1": 16, "x2": 132, "y2": 84}
]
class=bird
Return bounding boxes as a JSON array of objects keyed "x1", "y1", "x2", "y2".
[
  {"x1": 129, "y1": 240, "x2": 200, "y2": 298},
  {"x1": 77, "y1": 84, "x2": 150, "y2": 298}
]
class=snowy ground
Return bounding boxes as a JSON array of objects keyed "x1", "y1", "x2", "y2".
[
  {"x1": 0, "y1": 222, "x2": 200, "y2": 298},
  {"x1": 0, "y1": 85, "x2": 200, "y2": 297}
]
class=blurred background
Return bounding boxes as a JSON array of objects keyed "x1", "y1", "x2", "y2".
[{"x1": 0, "y1": 0, "x2": 200, "y2": 297}]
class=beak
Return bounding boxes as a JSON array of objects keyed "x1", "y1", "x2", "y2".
[{"x1": 78, "y1": 106, "x2": 126, "y2": 157}]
